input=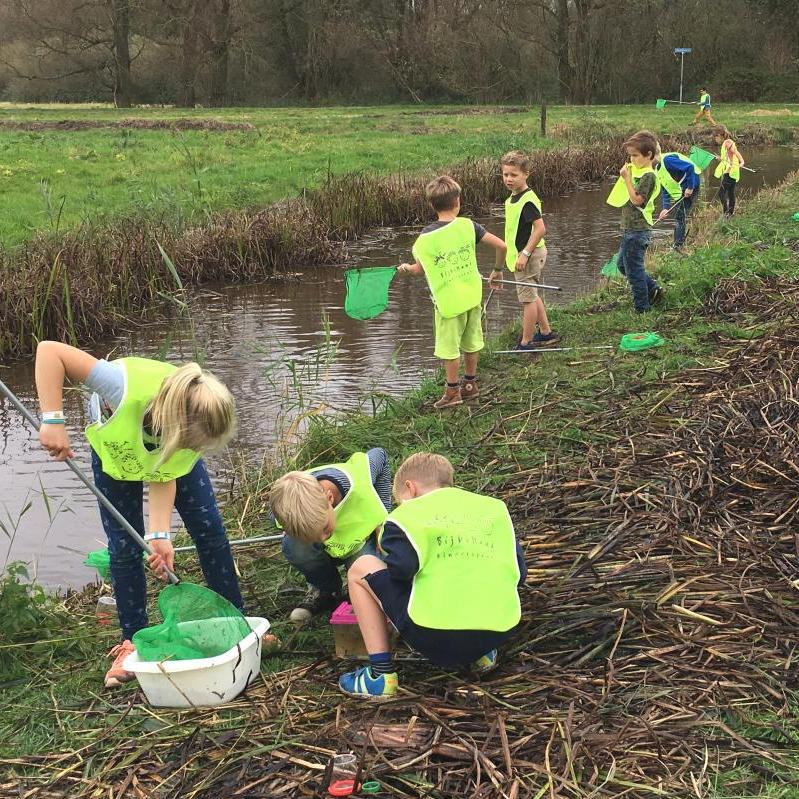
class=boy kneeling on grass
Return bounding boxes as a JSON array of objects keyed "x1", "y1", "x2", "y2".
[{"x1": 338, "y1": 453, "x2": 527, "y2": 701}]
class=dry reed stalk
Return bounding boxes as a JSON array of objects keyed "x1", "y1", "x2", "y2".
[{"x1": 5, "y1": 276, "x2": 799, "y2": 798}]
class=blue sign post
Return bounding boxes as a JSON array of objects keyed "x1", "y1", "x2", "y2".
[{"x1": 673, "y1": 47, "x2": 693, "y2": 104}]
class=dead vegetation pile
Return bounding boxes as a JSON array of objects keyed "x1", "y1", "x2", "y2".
[{"x1": 5, "y1": 276, "x2": 799, "y2": 798}]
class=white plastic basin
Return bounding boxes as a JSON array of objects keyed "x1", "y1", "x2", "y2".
[{"x1": 123, "y1": 616, "x2": 270, "y2": 708}]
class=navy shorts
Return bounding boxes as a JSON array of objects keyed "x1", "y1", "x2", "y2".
[{"x1": 365, "y1": 569, "x2": 511, "y2": 667}]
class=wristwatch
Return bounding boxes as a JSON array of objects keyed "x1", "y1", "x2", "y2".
[{"x1": 521, "y1": 249, "x2": 532, "y2": 258}]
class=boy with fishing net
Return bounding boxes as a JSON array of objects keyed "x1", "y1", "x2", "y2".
[
  {"x1": 606, "y1": 130, "x2": 665, "y2": 313},
  {"x1": 654, "y1": 143, "x2": 702, "y2": 251},
  {"x1": 397, "y1": 176, "x2": 507, "y2": 409},
  {"x1": 269, "y1": 448, "x2": 392, "y2": 623},
  {"x1": 692, "y1": 88, "x2": 717, "y2": 126},
  {"x1": 489, "y1": 150, "x2": 559, "y2": 350},
  {"x1": 336, "y1": 452, "x2": 527, "y2": 700},
  {"x1": 35, "y1": 342, "x2": 245, "y2": 687}
]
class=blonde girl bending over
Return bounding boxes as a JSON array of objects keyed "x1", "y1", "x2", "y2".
[{"x1": 35, "y1": 342, "x2": 245, "y2": 688}]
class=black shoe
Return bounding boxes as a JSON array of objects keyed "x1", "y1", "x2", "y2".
[
  {"x1": 649, "y1": 286, "x2": 665, "y2": 305},
  {"x1": 532, "y1": 331, "x2": 561, "y2": 346},
  {"x1": 289, "y1": 587, "x2": 341, "y2": 624}
]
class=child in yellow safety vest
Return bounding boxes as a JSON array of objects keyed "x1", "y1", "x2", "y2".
[
  {"x1": 338, "y1": 452, "x2": 527, "y2": 701},
  {"x1": 713, "y1": 125, "x2": 745, "y2": 217},
  {"x1": 269, "y1": 449, "x2": 392, "y2": 623},
  {"x1": 489, "y1": 150, "x2": 560, "y2": 350},
  {"x1": 692, "y1": 88, "x2": 716, "y2": 125},
  {"x1": 34, "y1": 341, "x2": 244, "y2": 689},
  {"x1": 606, "y1": 130, "x2": 665, "y2": 313},
  {"x1": 398, "y1": 176, "x2": 507, "y2": 410},
  {"x1": 654, "y1": 144, "x2": 702, "y2": 251}
]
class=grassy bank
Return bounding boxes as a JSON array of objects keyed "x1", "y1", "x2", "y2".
[
  {"x1": 1, "y1": 109, "x2": 796, "y2": 362},
  {"x1": 1, "y1": 102, "x2": 798, "y2": 248},
  {"x1": 0, "y1": 135, "x2": 645, "y2": 360},
  {"x1": 2, "y1": 173, "x2": 799, "y2": 798}
]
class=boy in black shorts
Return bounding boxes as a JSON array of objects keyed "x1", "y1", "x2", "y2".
[{"x1": 338, "y1": 452, "x2": 527, "y2": 700}]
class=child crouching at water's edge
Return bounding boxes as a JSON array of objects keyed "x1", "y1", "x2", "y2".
[
  {"x1": 338, "y1": 452, "x2": 527, "y2": 700},
  {"x1": 398, "y1": 176, "x2": 506, "y2": 410},
  {"x1": 35, "y1": 341, "x2": 244, "y2": 689},
  {"x1": 269, "y1": 448, "x2": 392, "y2": 624}
]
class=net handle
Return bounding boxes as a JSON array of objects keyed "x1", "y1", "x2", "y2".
[{"x1": 0, "y1": 376, "x2": 180, "y2": 585}]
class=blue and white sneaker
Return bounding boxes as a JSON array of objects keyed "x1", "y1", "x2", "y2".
[
  {"x1": 471, "y1": 649, "x2": 498, "y2": 675},
  {"x1": 338, "y1": 666, "x2": 398, "y2": 701}
]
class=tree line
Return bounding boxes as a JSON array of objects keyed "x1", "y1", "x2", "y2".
[{"x1": 0, "y1": 0, "x2": 796, "y2": 107}]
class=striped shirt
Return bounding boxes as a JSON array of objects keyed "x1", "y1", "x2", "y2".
[{"x1": 311, "y1": 447, "x2": 393, "y2": 511}]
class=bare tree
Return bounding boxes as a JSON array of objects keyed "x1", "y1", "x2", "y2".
[
  {"x1": 208, "y1": 0, "x2": 231, "y2": 106},
  {"x1": 1, "y1": 0, "x2": 137, "y2": 106},
  {"x1": 111, "y1": 0, "x2": 132, "y2": 106}
]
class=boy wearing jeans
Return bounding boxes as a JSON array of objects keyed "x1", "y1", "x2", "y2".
[
  {"x1": 606, "y1": 130, "x2": 664, "y2": 313},
  {"x1": 399, "y1": 176, "x2": 506, "y2": 409},
  {"x1": 270, "y1": 448, "x2": 392, "y2": 623}
]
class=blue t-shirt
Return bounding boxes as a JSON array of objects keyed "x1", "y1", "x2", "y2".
[{"x1": 659, "y1": 154, "x2": 701, "y2": 209}]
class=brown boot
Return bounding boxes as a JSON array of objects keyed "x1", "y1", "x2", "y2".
[
  {"x1": 433, "y1": 385, "x2": 463, "y2": 409},
  {"x1": 461, "y1": 379, "x2": 479, "y2": 402}
]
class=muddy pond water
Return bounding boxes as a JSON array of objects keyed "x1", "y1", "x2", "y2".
[{"x1": 2, "y1": 147, "x2": 797, "y2": 589}]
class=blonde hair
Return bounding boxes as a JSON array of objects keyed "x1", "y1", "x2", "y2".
[
  {"x1": 269, "y1": 471, "x2": 329, "y2": 543},
  {"x1": 149, "y1": 363, "x2": 236, "y2": 463},
  {"x1": 425, "y1": 176, "x2": 461, "y2": 212},
  {"x1": 393, "y1": 452, "x2": 454, "y2": 500},
  {"x1": 500, "y1": 150, "x2": 531, "y2": 173}
]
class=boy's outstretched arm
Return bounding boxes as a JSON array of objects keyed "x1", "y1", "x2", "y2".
[
  {"x1": 398, "y1": 261, "x2": 423, "y2": 275},
  {"x1": 484, "y1": 232, "x2": 508, "y2": 287}
]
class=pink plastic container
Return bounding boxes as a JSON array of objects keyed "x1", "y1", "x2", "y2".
[{"x1": 330, "y1": 601, "x2": 368, "y2": 658}]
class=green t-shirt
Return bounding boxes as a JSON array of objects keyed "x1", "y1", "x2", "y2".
[{"x1": 620, "y1": 173, "x2": 656, "y2": 231}]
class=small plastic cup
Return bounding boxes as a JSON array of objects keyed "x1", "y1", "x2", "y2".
[
  {"x1": 95, "y1": 595, "x2": 118, "y2": 627},
  {"x1": 327, "y1": 754, "x2": 358, "y2": 796},
  {"x1": 331, "y1": 753, "x2": 357, "y2": 780}
]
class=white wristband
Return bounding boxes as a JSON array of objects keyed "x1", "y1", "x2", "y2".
[
  {"x1": 144, "y1": 531, "x2": 172, "y2": 542},
  {"x1": 42, "y1": 410, "x2": 65, "y2": 421}
]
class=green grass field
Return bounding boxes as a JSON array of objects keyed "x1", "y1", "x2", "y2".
[
  {"x1": 1, "y1": 102, "x2": 797, "y2": 248},
  {"x1": 2, "y1": 168, "x2": 799, "y2": 798}
]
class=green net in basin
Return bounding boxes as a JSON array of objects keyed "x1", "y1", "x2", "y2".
[{"x1": 132, "y1": 583, "x2": 253, "y2": 662}]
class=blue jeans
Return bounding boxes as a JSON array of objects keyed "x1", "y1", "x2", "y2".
[
  {"x1": 617, "y1": 229, "x2": 659, "y2": 313},
  {"x1": 673, "y1": 188, "x2": 698, "y2": 248},
  {"x1": 92, "y1": 451, "x2": 245, "y2": 641},
  {"x1": 282, "y1": 533, "x2": 379, "y2": 594}
]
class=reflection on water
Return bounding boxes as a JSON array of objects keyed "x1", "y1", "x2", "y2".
[{"x1": 1, "y1": 147, "x2": 797, "y2": 588}]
